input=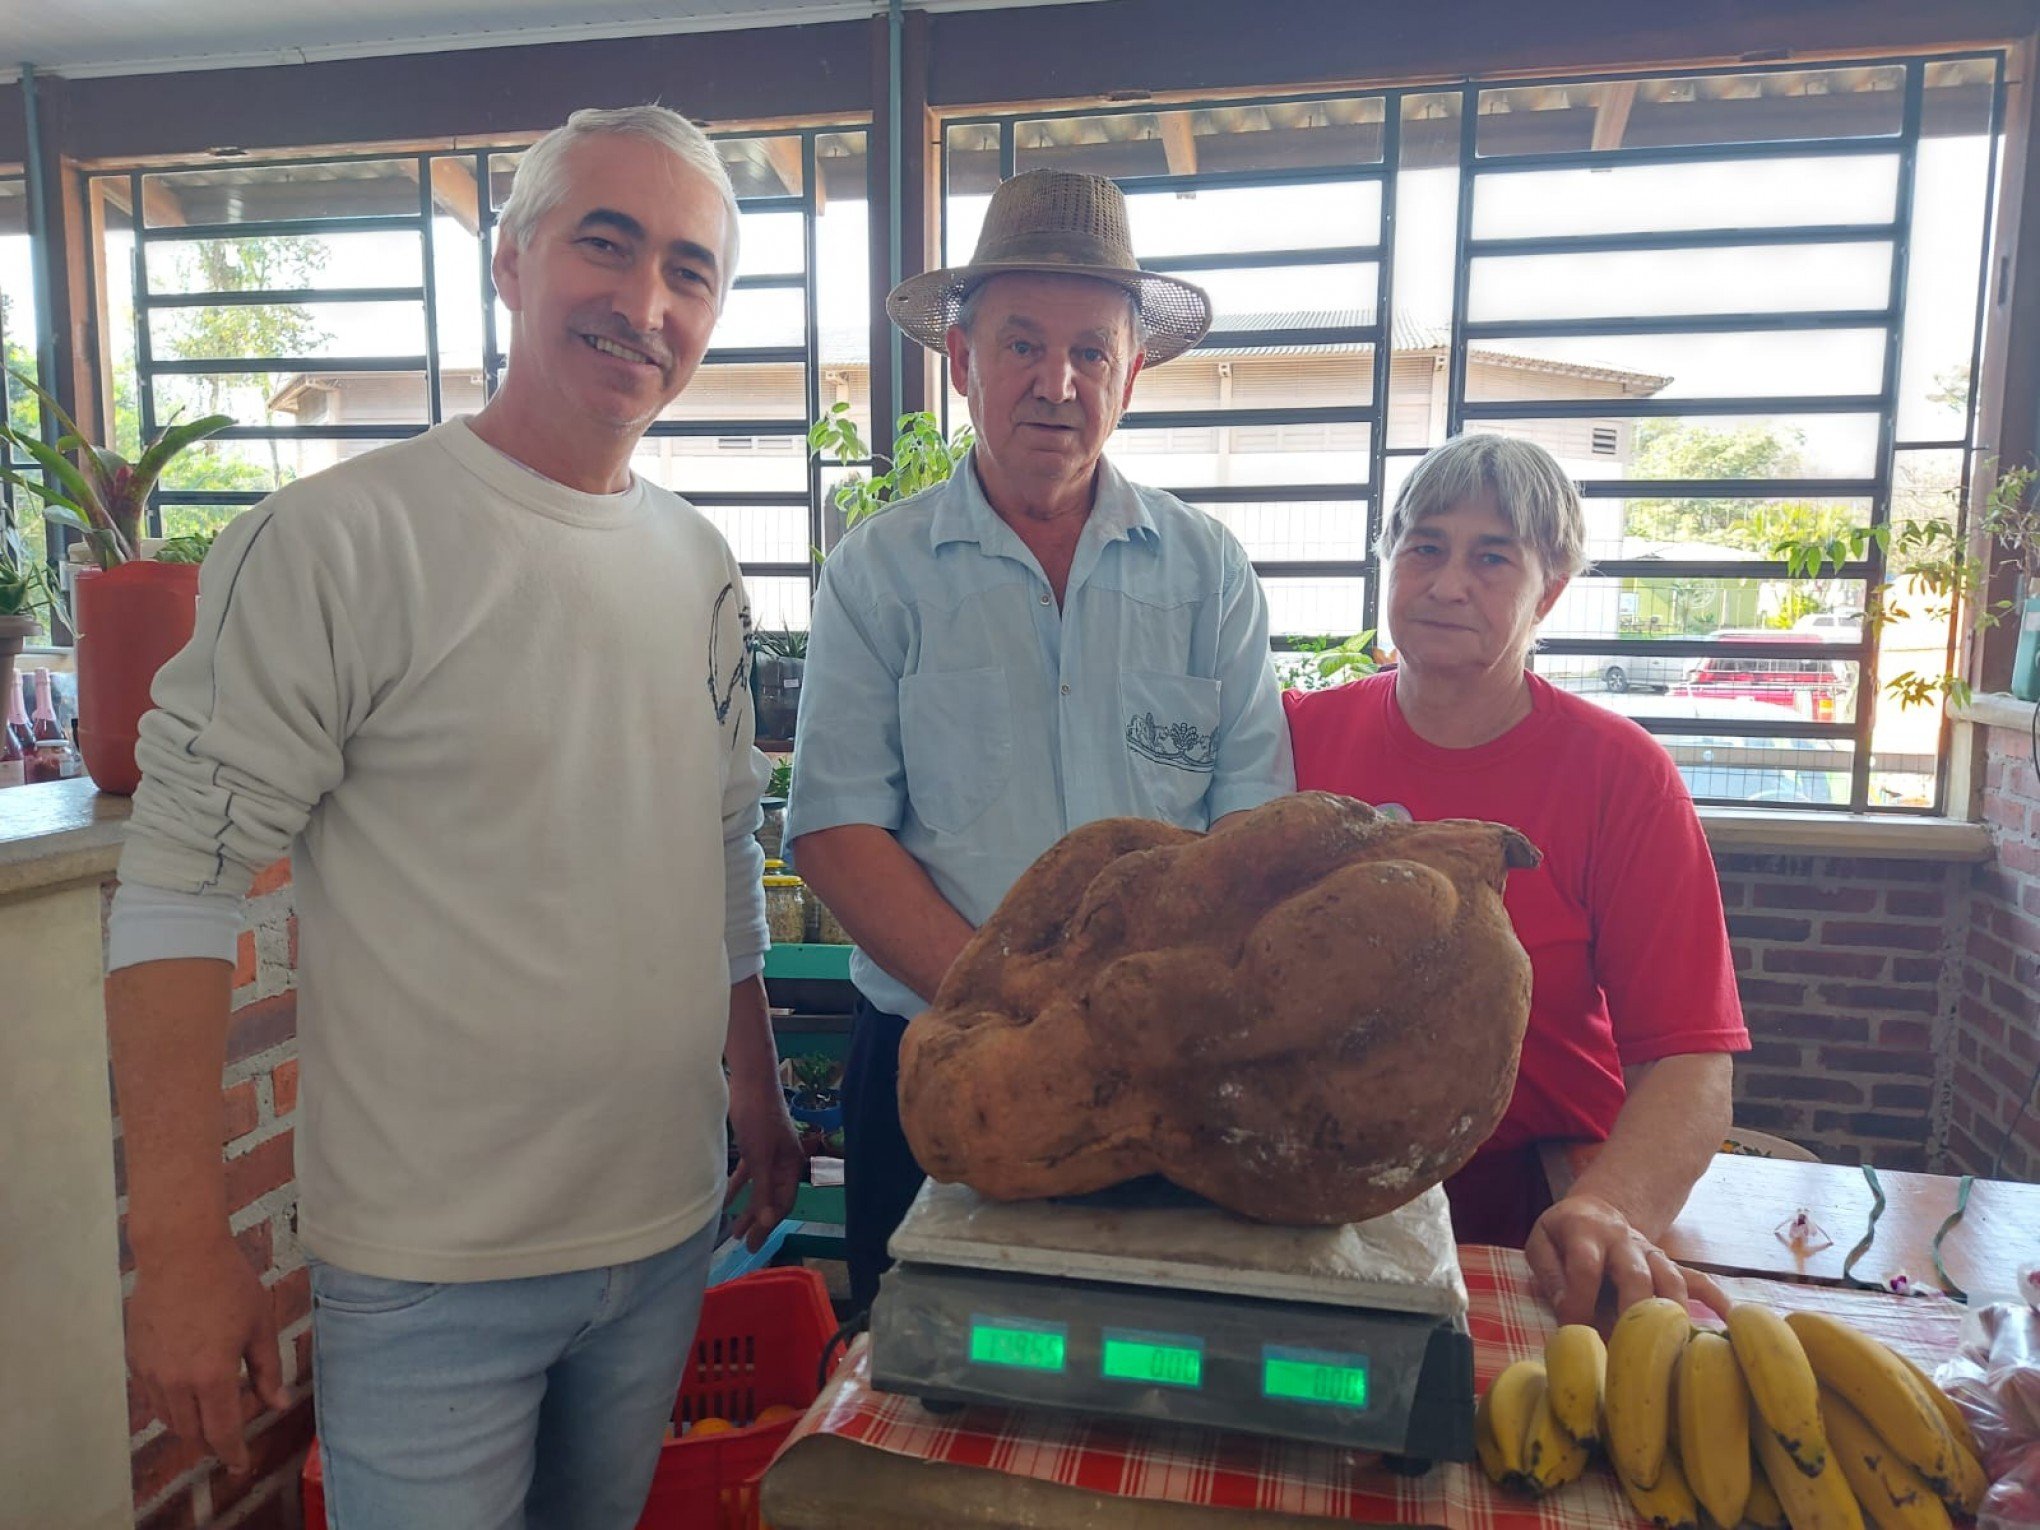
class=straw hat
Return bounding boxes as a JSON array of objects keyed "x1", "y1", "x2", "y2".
[{"x1": 887, "y1": 169, "x2": 1212, "y2": 364}]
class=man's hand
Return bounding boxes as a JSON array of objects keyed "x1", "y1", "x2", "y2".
[
  {"x1": 1526, "y1": 1192, "x2": 1729, "y2": 1327},
  {"x1": 726, "y1": 1076, "x2": 803, "y2": 1251},
  {"x1": 126, "y1": 1237, "x2": 289, "y2": 1473}
]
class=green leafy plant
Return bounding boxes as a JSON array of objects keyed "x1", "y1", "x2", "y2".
[
  {"x1": 1279, "y1": 632, "x2": 1382, "y2": 692},
  {"x1": 808, "y1": 403, "x2": 974, "y2": 537},
  {"x1": 765, "y1": 758, "x2": 792, "y2": 800},
  {"x1": 0, "y1": 369, "x2": 234, "y2": 571},
  {"x1": 752, "y1": 629, "x2": 808, "y2": 661},
  {"x1": 153, "y1": 529, "x2": 220, "y2": 565},
  {"x1": 0, "y1": 531, "x2": 54, "y2": 621},
  {"x1": 1772, "y1": 461, "x2": 2040, "y2": 710}
]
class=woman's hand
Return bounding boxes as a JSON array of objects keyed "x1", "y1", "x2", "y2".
[{"x1": 1526, "y1": 1191, "x2": 1729, "y2": 1326}]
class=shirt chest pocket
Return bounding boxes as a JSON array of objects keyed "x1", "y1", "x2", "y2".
[
  {"x1": 899, "y1": 667, "x2": 1014, "y2": 835},
  {"x1": 1119, "y1": 670, "x2": 1221, "y2": 827}
]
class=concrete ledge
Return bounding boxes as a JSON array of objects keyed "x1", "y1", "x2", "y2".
[
  {"x1": 1953, "y1": 691, "x2": 2040, "y2": 733},
  {"x1": 0, "y1": 779, "x2": 130, "y2": 901},
  {"x1": 1700, "y1": 807, "x2": 1993, "y2": 862}
]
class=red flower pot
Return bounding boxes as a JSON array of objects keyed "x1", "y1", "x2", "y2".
[{"x1": 72, "y1": 561, "x2": 200, "y2": 796}]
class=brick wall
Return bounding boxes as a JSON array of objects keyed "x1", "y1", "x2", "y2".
[
  {"x1": 1717, "y1": 851, "x2": 1962, "y2": 1170},
  {"x1": 1948, "y1": 722, "x2": 2040, "y2": 1181},
  {"x1": 114, "y1": 858, "x2": 310, "y2": 1530}
]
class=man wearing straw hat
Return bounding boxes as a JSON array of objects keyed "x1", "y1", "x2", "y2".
[{"x1": 788, "y1": 169, "x2": 1294, "y2": 1310}]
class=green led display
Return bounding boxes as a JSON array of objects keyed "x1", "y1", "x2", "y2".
[
  {"x1": 1262, "y1": 1346, "x2": 1369, "y2": 1408},
  {"x1": 969, "y1": 1320, "x2": 1067, "y2": 1372},
  {"x1": 1100, "y1": 1331, "x2": 1203, "y2": 1388}
]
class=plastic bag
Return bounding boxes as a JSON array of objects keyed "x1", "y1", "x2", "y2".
[{"x1": 1937, "y1": 1266, "x2": 2040, "y2": 1527}]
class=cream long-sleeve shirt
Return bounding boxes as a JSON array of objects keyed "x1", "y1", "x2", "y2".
[{"x1": 114, "y1": 418, "x2": 770, "y2": 1282}]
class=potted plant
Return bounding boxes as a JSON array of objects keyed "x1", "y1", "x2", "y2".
[
  {"x1": 0, "y1": 523, "x2": 54, "y2": 731},
  {"x1": 1278, "y1": 631, "x2": 1383, "y2": 693},
  {"x1": 749, "y1": 628, "x2": 807, "y2": 745},
  {"x1": 0, "y1": 372, "x2": 233, "y2": 794},
  {"x1": 807, "y1": 402, "x2": 975, "y2": 537},
  {"x1": 1987, "y1": 466, "x2": 2040, "y2": 701},
  {"x1": 781, "y1": 1053, "x2": 843, "y2": 1133}
]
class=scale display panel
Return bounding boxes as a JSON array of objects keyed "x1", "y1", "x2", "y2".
[
  {"x1": 1262, "y1": 1345, "x2": 1370, "y2": 1407},
  {"x1": 1100, "y1": 1329, "x2": 1204, "y2": 1388},
  {"x1": 969, "y1": 1316, "x2": 1068, "y2": 1372}
]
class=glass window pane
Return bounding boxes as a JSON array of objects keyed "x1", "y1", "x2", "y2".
[
  {"x1": 142, "y1": 158, "x2": 426, "y2": 225},
  {"x1": 1473, "y1": 156, "x2": 1899, "y2": 238},
  {"x1": 1136, "y1": 345, "x2": 1374, "y2": 416},
  {"x1": 714, "y1": 286, "x2": 804, "y2": 349},
  {"x1": 745, "y1": 576, "x2": 812, "y2": 632},
  {"x1": 1482, "y1": 415, "x2": 1883, "y2": 482},
  {"x1": 148, "y1": 300, "x2": 426, "y2": 361},
  {"x1": 642, "y1": 436, "x2": 810, "y2": 496},
  {"x1": 1187, "y1": 263, "x2": 1378, "y2": 330},
  {"x1": 1016, "y1": 97, "x2": 1386, "y2": 180},
  {"x1": 1543, "y1": 578, "x2": 1871, "y2": 653},
  {"x1": 720, "y1": 136, "x2": 804, "y2": 200},
  {"x1": 1263, "y1": 576, "x2": 1368, "y2": 636},
  {"x1": 1898, "y1": 70, "x2": 1996, "y2": 441},
  {"x1": 1587, "y1": 494, "x2": 1875, "y2": 560},
  {"x1": 738, "y1": 210, "x2": 806, "y2": 278},
  {"x1": 153, "y1": 370, "x2": 430, "y2": 428},
  {"x1": 815, "y1": 131, "x2": 871, "y2": 452},
  {"x1": 1476, "y1": 65, "x2": 1908, "y2": 157},
  {"x1": 1123, "y1": 181, "x2": 1381, "y2": 259},
  {"x1": 144, "y1": 229, "x2": 422, "y2": 295},
  {"x1": 1463, "y1": 330, "x2": 1887, "y2": 404},
  {"x1": 1120, "y1": 419, "x2": 1371, "y2": 490},
  {"x1": 664, "y1": 360, "x2": 807, "y2": 421},
  {"x1": 1468, "y1": 243, "x2": 1892, "y2": 322},
  {"x1": 1188, "y1": 499, "x2": 1370, "y2": 561}
]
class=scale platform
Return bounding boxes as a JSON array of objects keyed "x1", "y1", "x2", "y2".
[{"x1": 868, "y1": 1179, "x2": 1476, "y2": 1465}]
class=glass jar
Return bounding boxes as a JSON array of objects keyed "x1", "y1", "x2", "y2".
[
  {"x1": 763, "y1": 874, "x2": 808, "y2": 946},
  {"x1": 809, "y1": 894, "x2": 851, "y2": 945}
]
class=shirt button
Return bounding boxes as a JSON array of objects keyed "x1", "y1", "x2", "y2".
[
  {"x1": 1039, "y1": 593, "x2": 1052, "y2": 605},
  {"x1": 1060, "y1": 684, "x2": 1071, "y2": 696}
]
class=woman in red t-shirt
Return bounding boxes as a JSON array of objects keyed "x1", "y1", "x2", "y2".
[{"x1": 1286, "y1": 433, "x2": 1747, "y2": 1324}]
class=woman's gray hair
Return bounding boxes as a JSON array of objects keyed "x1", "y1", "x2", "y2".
[
  {"x1": 497, "y1": 105, "x2": 742, "y2": 299},
  {"x1": 1379, "y1": 432, "x2": 1587, "y2": 579}
]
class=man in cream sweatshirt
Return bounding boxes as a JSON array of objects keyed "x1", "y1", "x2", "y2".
[{"x1": 106, "y1": 105, "x2": 802, "y2": 1529}]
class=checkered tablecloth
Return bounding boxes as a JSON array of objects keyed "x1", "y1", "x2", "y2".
[{"x1": 775, "y1": 1245, "x2": 1968, "y2": 1527}]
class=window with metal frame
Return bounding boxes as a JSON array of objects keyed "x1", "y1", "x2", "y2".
[
  {"x1": 84, "y1": 127, "x2": 871, "y2": 637},
  {"x1": 941, "y1": 56, "x2": 2002, "y2": 814},
  {"x1": 1, "y1": 174, "x2": 51, "y2": 641}
]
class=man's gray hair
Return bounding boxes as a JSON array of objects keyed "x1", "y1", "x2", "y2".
[
  {"x1": 955, "y1": 274, "x2": 1147, "y2": 353},
  {"x1": 497, "y1": 104, "x2": 742, "y2": 298},
  {"x1": 1379, "y1": 432, "x2": 1587, "y2": 579}
]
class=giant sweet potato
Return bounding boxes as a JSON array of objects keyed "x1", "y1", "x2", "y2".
[{"x1": 897, "y1": 792, "x2": 1539, "y2": 1225}]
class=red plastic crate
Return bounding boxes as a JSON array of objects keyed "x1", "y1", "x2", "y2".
[{"x1": 302, "y1": 1266, "x2": 840, "y2": 1530}]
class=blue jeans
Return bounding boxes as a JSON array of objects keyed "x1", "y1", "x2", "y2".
[{"x1": 311, "y1": 1215, "x2": 718, "y2": 1530}]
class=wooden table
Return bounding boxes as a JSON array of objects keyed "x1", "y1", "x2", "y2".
[{"x1": 1662, "y1": 1153, "x2": 2040, "y2": 1298}]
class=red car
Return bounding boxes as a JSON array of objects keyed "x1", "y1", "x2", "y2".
[{"x1": 1674, "y1": 630, "x2": 1854, "y2": 718}]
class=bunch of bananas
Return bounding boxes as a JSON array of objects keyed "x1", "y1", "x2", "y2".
[{"x1": 1475, "y1": 1299, "x2": 1987, "y2": 1529}]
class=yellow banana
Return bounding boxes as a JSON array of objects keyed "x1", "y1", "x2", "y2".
[
  {"x1": 1785, "y1": 1312, "x2": 1961, "y2": 1505},
  {"x1": 1607, "y1": 1296, "x2": 1692, "y2": 1489},
  {"x1": 1887, "y1": 1347, "x2": 1986, "y2": 1515},
  {"x1": 1744, "y1": 1458, "x2": 1789, "y2": 1530},
  {"x1": 1545, "y1": 1322, "x2": 1608, "y2": 1447},
  {"x1": 1754, "y1": 1412, "x2": 1867, "y2": 1530},
  {"x1": 1521, "y1": 1384, "x2": 1591, "y2": 1495},
  {"x1": 1474, "y1": 1382, "x2": 1511, "y2": 1486},
  {"x1": 1677, "y1": 1330, "x2": 1752, "y2": 1529},
  {"x1": 1481, "y1": 1359, "x2": 1546, "y2": 1483},
  {"x1": 1616, "y1": 1451, "x2": 1702, "y2": 1530},
  {"x1": 1889, "y1": 1347, "x2": 1978, "y2": 1458},
  {"x1": 1727, "y1": 1303, "x2": 1828, "y2": 1479},
  {"x1": 1822, "y1": 1387, "x2": 1954, "y2": 1530}
]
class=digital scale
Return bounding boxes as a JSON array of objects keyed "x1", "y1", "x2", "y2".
[{"x1": 868, "y1": 1179, "x2": 1476, "y2": 1467}]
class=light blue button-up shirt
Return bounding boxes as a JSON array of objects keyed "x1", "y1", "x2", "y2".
[{"x1": 785, "y1": 450, "x2": 1295, "y2": 1018}]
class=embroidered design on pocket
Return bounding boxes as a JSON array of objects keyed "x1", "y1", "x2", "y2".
[{"x1": 1126, "y1": 711, "x2": 1217, "y2": 772}]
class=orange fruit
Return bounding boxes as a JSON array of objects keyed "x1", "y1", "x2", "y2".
[
  {"x1": 755, "y1": 1405, "x2": 800, "y2": 1426},
  {"x1": 689, "y1": 1416, "x2": 734, "y2": 1436}
]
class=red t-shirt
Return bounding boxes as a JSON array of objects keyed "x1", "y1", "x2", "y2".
[{"x1": 1284, "y1": 671, "x2": 1748, "y2": 1245}]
